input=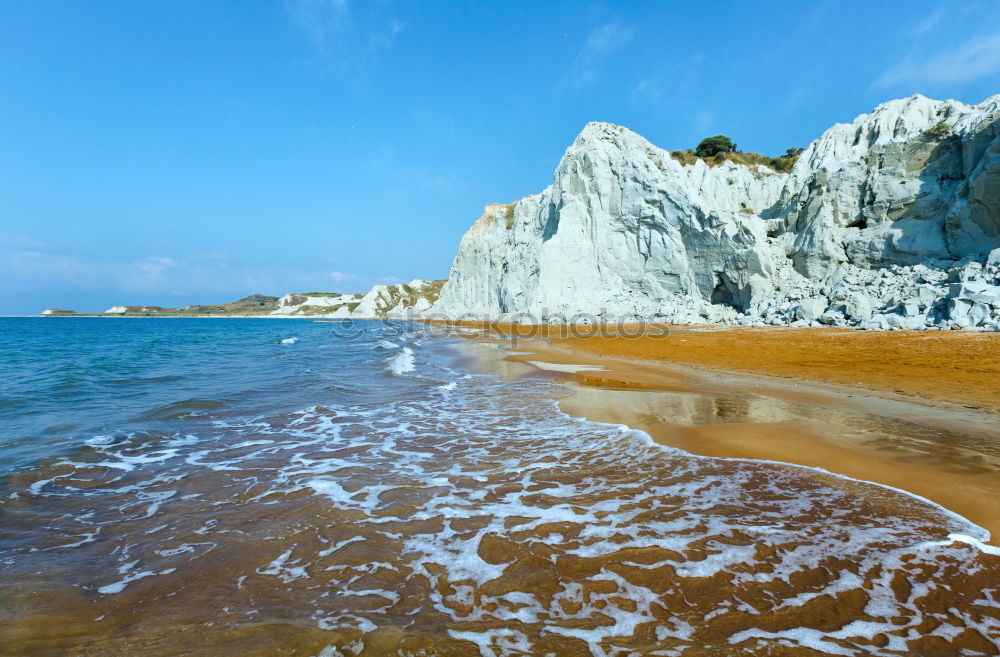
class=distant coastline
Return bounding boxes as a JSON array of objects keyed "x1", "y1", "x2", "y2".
[
  {"x1": 32, "y1": 314, "x2": 325, "y2": 319},
  {"x1": 39, "y1": 280, "x2": 446, "y2": 320}
]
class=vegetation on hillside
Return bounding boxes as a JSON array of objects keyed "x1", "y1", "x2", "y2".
[
  {"x1": 373, "y1": 280, "x2": 448, "y2": 315},
  {"x1": 502, "y1": 203, "x2": 516, "y2": 229},
  {"x1": 925, "y1": 121, "x2": 950, "y2": 139},
  {"x1": 239, "y1": 294, "x2": 279, "y2": 304},
  {"x1": 671, "y1": 134, "x2": 804, "y2": 173},
  {"x1": 74, "y1": 294, "x2": 287, "y2": 316},
  {"x1": 694, "y1": 135, "x2": 737, "y2": 157}
]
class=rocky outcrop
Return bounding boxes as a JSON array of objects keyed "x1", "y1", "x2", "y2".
[
  {"x1": 356, "y1": 279, "x2": 445, "y2": 319},
  {"x1": 286, "y1": 279, "x2": 447, "y2": 319},
  {"x1": 776, "y1": 94, "x2": 1000, "y2": 278},
  {"x1": 269, "y1": 293, "x2": 362, "y2": 316},
  {"x1": 432, "y1": 94, "x2": 1000, "y2": 329}
]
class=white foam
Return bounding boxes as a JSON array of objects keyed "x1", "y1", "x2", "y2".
[
  {"x1": 48, "y1": 530, "x2": 100, "y2": 550},
  {"x1": 257, "y1": 547, "x2": 308, "y2": 582},
  {"x1": 280, "y1": 337, "x2": 299, "y2": 345},
  {"x1": 98, "y1": 566, "x2": 176, "y2": 594},
  {"x1": 387, "y1": 347, "x2": 415, "y2": 375},
  {"x1": 15, "y1": 330, "x2": 998, "y2": 656},
  {"x1": 929, "y1": 533, "x2": 1000, "y2": 556},
  {"x1": 306, "y1": 478, "x2": 355, "y2": 504}
]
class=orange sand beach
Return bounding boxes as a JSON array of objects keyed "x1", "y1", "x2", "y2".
[{"x1": 450, "y1": 324, "x2": 1000, "y2": 540}]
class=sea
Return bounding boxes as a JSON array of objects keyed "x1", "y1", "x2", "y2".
[{"x1": 0, "y1": 317, "x2": 997, "y2": 657}]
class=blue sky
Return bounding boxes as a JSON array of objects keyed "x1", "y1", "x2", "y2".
[{"x1": 2, "y1": 1, "x2": 999, "y2": 314}]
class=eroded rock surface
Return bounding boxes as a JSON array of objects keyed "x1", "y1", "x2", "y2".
[{"x1": 433, "y1": 94, "x2": 1000, "y2": 329}]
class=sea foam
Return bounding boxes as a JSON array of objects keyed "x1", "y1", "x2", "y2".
[
  {"x1": 7, "y1": 327, "x2": 998, "y2": 657},
  {"x1": 387, "y1": 347, "x2": 415, "y2": 375}
]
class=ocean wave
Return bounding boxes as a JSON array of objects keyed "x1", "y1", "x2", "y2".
[
  {"x1": 280, "y1": 337, "x2": 298, "y2": 345},
  {"x1": 387, "y1": 347, "x2": 415, "y2": 375},
  {"x1": 139, "y1": 398, "x2": 228, "y2": 420}
]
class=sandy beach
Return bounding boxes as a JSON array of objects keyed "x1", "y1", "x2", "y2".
[{"x1": 454, "y1": 325, "x2": 1000, "y2": 540}]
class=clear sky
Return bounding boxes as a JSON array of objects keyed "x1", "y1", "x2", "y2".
[{"x1": 2, "y1": 1, "x2": 999, "y2": 314}]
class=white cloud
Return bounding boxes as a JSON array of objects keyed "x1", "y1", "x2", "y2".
[
  {"x1": 329, "y1": 270, "x2": 355, "y2": 283},
  {"x1": 630, "y1": 80, "x2": 661, "y2": 105},
  {"x1": 0, "y1": 234, "x2": 45, "y2": 249},
  {"x1": 285, "y1": 0, "x2": 404, "y2": 69},
  {"x1": 912, "y1": 8, "x2": 946, "y2": 37},
  {"x1": 8, "y1": 250, "x2": 98, "y2": 285},
  {"x1": 0, "y1": 249, "x2": 380, "y2": 304},
  {"x1": 875, "y1": 30, "x2": 1000, "y2": 87},
  {"x1": 286, "y1": 0, "x2": 352, "y2": 58},
  {"x1": 569, "y1": 22, "x2": 636, "y2": 87},
  {"x1": 5, "y1": 252, "x2": 190, "y2": 291},
  {"x1": 372, "y1": 18, "x2": 404, "y2": 50},
  {"x1": 135, "y1": 256, "x2": 178, "y2": 279}
]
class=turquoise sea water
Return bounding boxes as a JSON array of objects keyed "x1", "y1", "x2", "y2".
[
  {"x1": 0, "y1": 318, "x2": 428, "y2": 475},
  {"x1": 1, "y1": 318, "x2": 998, "y2": 656}
]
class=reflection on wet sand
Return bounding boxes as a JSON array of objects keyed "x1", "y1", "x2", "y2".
[{"x1": 473, "y1": 337, "x2": 1000, "y2": 541}]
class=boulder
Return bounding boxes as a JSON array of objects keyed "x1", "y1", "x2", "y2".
[
  {"x1": 966, "y1": 285, "x2": 1000, "y2": 307},
  {"x1": 842, "y1": 294, "x2": 874, "y2": 320},
  {"x1": 987, "y1": 248, "x2": 1000, "y2": 270},
  {"x1": 969, "y1": 301, "x2": 992, "y2": 327},
  {"x1": 949, "y1": 279, "x2": 991, "y2": 299},
  {"x1": 914, "y1": 284, "x2": 940, "y2": 308},
  {"x1": 794, "y1": 298, "x2": 828, "y2": 322}
]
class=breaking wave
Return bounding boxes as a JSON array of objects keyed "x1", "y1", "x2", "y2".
[{"x1": 387, "y1": 346, "x2": 415, "y2": 375}]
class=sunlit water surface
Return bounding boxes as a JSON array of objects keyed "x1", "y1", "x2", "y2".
[{"x1": 1, "y1": 318, "x2": 998, "y2": 657}]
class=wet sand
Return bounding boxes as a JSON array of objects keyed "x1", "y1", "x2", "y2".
[
  {"x1": 6, "y1": 326, "x2": 1000, "y2": 656},
  {"x1": 455, "y1": 327, "x2": 1000, "y2": 541}
]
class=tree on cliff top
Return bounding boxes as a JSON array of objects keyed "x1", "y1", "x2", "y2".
[{"x1": 695, "y1": 135, "x2": 737, "y2": 157}]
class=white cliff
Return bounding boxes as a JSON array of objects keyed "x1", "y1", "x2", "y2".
[
  {"x1": 433, "y1": 94, "x2": 1000, "y2": 329},
  {"x1": 268, "y1": 293, "x2": 362, "y2": 316},
  {"x1": 347, "y1": 280, "x2": 445, "y2": 319}
]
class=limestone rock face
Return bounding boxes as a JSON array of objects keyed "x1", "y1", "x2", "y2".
[
  {"x1": 260, "y1": 280, "x2": 444, "y2": 319},
  {"x1": 435, "y1": 123, "x2": 786, "y2": 322},
  {"x1": 349, "y1": 280, "x2": 445, "y2": 319},
  {"x1": 432, "y1": 94, "x2": 1000, "y2": 330},
  {"x1": 269, "y1": 293, "x2": 361, "y2": 316},
  {"x1": 776, "y1": 94, "x2": 1000, "y2": 278}
]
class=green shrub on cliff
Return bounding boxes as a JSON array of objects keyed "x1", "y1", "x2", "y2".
[
  {"x1": 671, "y1": 142, "x2": 803, "y2": 173},
  {"x1": 695, "y1": 135, "x2": 737, "y2": 157}
]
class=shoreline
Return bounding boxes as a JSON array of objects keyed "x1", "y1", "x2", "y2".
[{"x1": 454, "y1": 329, "x2": 1000, "y2": 541}]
